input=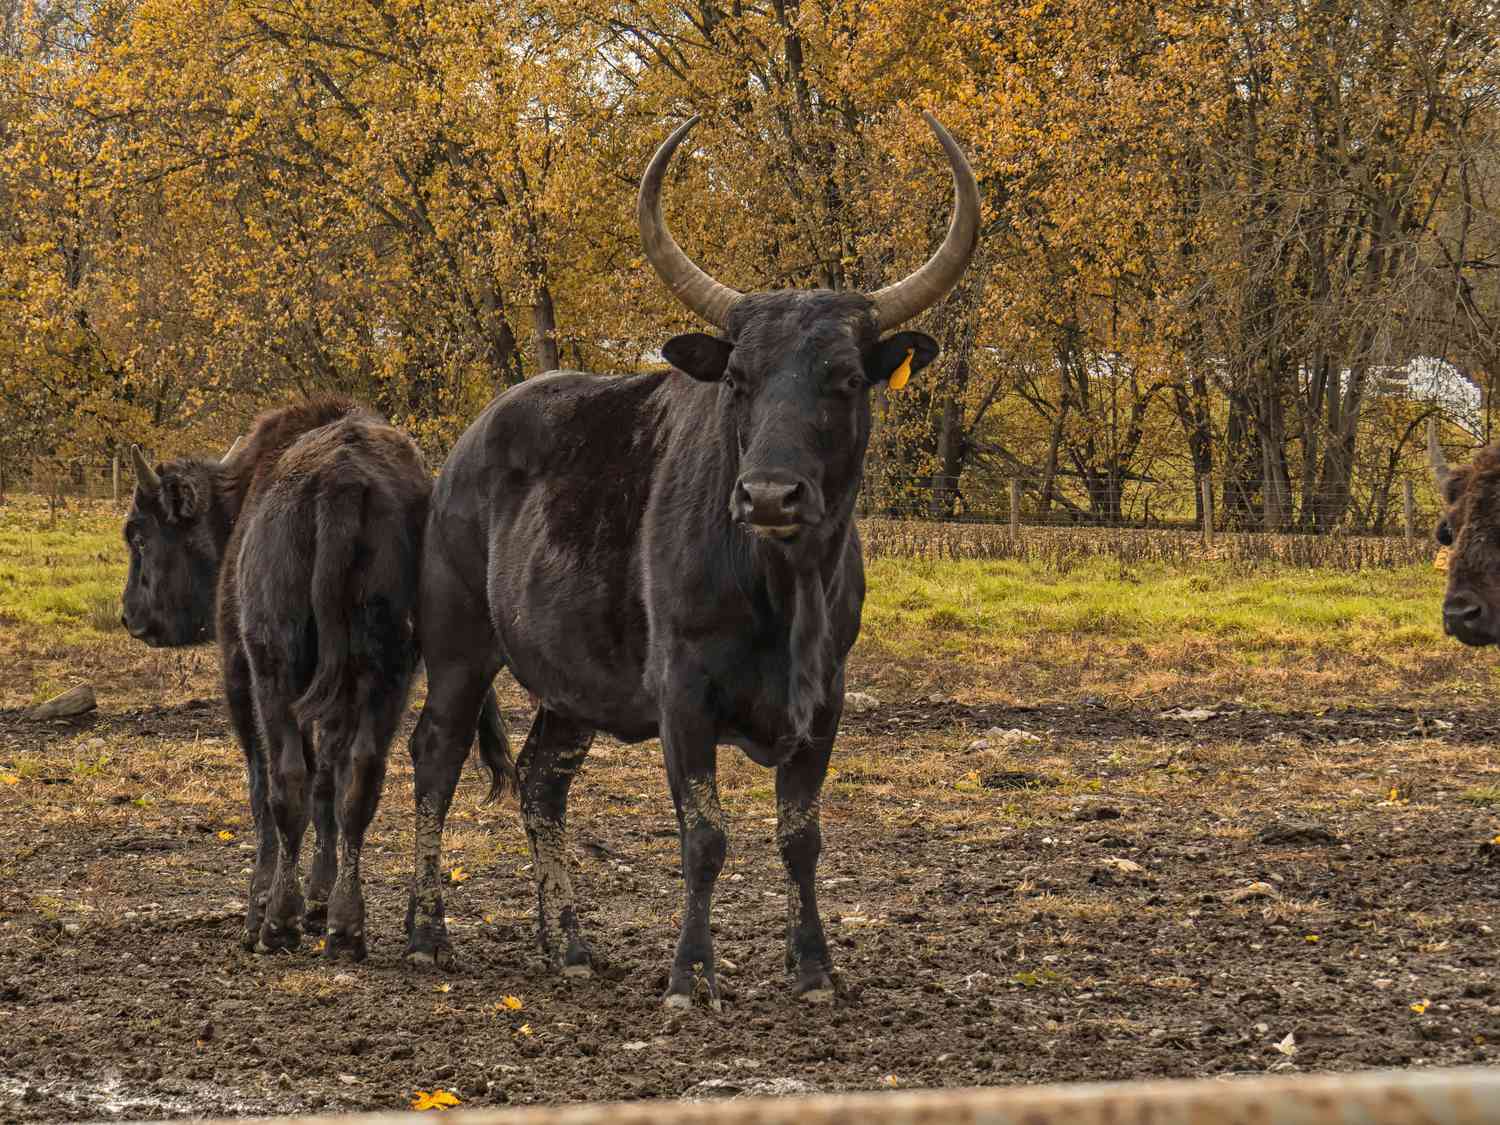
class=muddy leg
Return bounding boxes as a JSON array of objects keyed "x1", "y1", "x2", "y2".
[
  {"x1": 777, "y1": 734, "x2": 836, "y2": 1001},
  {"x1": 662, "y1": 707, "x2": 726, "y2": 1009},
  {"x1": 404, "y1": 667, "x2": 491, "y2": 968},
  {"x1": 326, "y1": 688, "x2": 402, "y2": 962},
  {"x1": 226, "y1": 647, "x2": 275, "y2": 951},
  {"x1": 257, "y1": 710, "x2": 312, "y2": 954},
  {"x1": 517, "y1": 709, "x2": 594, "y2": 976},
  {"x1": 304, "y1": 743, "x2": 337, "y2": 935}
]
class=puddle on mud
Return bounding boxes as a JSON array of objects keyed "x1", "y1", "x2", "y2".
[{"x1": 1, "y1": 1072, "x2": 290, "y2": 1122}]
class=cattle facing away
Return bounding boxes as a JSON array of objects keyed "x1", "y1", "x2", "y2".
[
  {"x1": 1430, "y1": 420, "x2": 1500, "y2": 646},
  {"x1": 122, "y1": 399, "x2": 512, "y2": 959},
  {"x1": 403, "y1": 112, "x2": 978, "y2": 1006}
]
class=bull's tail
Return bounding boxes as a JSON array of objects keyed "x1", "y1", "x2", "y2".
[
  {"x1": 293, "y1": 470, "x2": 365, "y2": 729},
  {"x1": 475, "y1": 684, "x2": 517, "y2": 803}
]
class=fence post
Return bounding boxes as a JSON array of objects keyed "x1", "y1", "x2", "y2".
[
  {"x1": 1009, "y1": 479, "x2": 1021, "y2": 540},
  {"x1": 1200, "y1": 477, "x2": 1214, "y2": 547},
  {"x1": 112, "y1": 455, "x2": 120, "y2": 504},
  {"x1": 1403, "y1": 479, "x2": 1416, "y2": 543}
]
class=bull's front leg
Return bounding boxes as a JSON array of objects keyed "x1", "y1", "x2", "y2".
[
  {"x1": 776, "y1": 698, "x2": 839, "y2": 1002},
  {"x1": 661, "y1": 704, "x2": 726, "y2": 1010}
]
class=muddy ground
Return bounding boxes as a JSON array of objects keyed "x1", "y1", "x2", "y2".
[{"x1": 1, "y1": 688, "x2": 1497, "y2": 1121}]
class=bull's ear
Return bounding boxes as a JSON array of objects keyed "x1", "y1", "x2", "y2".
[
  {"x1": 160, "y1": 471, "x2": 200, "y2": 524},
  {"x1": 663, "y1": 333, "x2": 733, "y2": 382},
  {"x1": 869, "y1": 332, "x2": 939, "y2": 387}
]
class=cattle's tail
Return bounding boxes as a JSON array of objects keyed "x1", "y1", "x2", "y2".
[
  {"x1": 293, "y1": 470, "x2": 366, "y2": 729},
  {"x1": 475, "y1": 685, "x2": 516, "y2": 803}
]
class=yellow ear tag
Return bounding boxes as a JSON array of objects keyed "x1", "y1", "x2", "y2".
[
  {"x1": 1434, "y1": 546, "x2": 1450, "y2": 572},
  {"x1": 888, "y1": 348, "x2": 914, "y2": 391}
]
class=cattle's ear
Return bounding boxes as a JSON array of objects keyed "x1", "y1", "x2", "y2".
[
  {"x1": 868, "y1": 332, "x2": 940, "y2": 388},
  {"x1": 663, "y1": 333, "x2": 733, "y2": 383},
  {"x1": 159, "y1": 470, "x2": 200, "y2": 524}
]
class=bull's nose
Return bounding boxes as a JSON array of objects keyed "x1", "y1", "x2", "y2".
[
  {"x1": 733, "y1": 475, "x2": 806, "y2": 531},
  {"x1": 1443, "y1": 591, "x2": 1490, "y2": 643}
]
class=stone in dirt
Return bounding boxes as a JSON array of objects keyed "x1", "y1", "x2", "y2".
[
  {"x1": 27, "y1": 684, "x2": 97, "y2": 720},
  {"x1": 843, "y1": 692, "x2": 880, "y2": 715},
  {"x1": 1256, "y1": 820, "x2": 1339, "y2": 846},
  {"x1": 1158, "y1": 706, "x2": 1218, "y2": 722},
  {"x1": 1227, "y1": 881, "x2": 1279, "y2": 903},
  {"x1": 679, "y1": 1077, "x2": 820, "y2": 1102}
]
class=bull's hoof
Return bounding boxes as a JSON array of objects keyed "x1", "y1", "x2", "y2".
[
  {"x1": 561, "y1": 962, "x2": 593, "y2": 979},
  {"x1": 325, "y1": 929, "x2": 368, "y2": 963},
  {"x1": 303, "y1": 901, "x2": 328, "y2": 935},
  {"x1": 255, "y1": 919, "x2": 301, "y2": 954},
  {"x1": 404, "y1": 933, "x2": 454, "y2": 971},
  {"x1": 662, "y1": 991, "x2": 693, "y2": 1009},
  {"x1": 239, "y1": 926, "x2": 259, "y2": 952},
  {"x1": 793, "y1": 969, "x2": 837, "y2": 1003}
]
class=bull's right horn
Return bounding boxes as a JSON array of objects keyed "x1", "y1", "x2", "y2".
[
  {"x1": 1428, "y1": 417, "x2": 1451, "y2": 491},
  {"x1": 221, "y1": 435, "x2": 244, "y2": 464},
  {"x1": 130, "y1": 444, "x2": 161, "y2": 495}
]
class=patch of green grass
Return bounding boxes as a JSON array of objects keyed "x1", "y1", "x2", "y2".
[
  {"x1": 1459, "y1": 784, "x2": 1500, "y2": 806},
  {"x1": 0, "y1": 498, "x2": 127, "y2": 640}
]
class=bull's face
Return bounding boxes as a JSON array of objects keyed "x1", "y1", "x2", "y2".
[
  {"x1": 636, "y1": 111, "x2": 978, "y2": 562},
  {"x1": 120, "y1": 452, "x2": 221, "y2": 647},
  {"x1": 663, "y1": 293, "x2": 937, "y2": 551}
]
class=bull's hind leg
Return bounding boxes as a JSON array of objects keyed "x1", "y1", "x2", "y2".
[
  {"x1": 225, "y1": 645, "x2": 275, "y2": 951},
  {"x1": 517, "y1": 709, "x2": 594, "y2": 976},
  {"x1": 405, "y1": 662, "x2": 493, "y2": 968},
  {"x1": 304, "y1": 749, "x2": 338, "y2": 935}
]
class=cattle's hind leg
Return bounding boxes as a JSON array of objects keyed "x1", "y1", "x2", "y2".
[
  {"x1": 777, "y1": 734, "x2": 836, "y2": 1001},
  {"x1": 304, "y1": 744, "x2": 337, "y2": 934},
  {"x1": 255, "y1": 693, "x2": 314, "y2": 954},
  {"x1": 325, "y1": 682, "x2": 403, "y2": 962},
  {"x1": 518, "y1": 709, "x2": 594, "y2": 976}
]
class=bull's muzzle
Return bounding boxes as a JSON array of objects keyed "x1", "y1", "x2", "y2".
[
  {"x1": 732, "y1": 471, "x2": 817, "y2": 540},
  {"x1": 1443, "y1": 590, "x2": 1495, "y2": 646}
]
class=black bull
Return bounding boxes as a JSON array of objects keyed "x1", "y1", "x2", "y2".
[{"x1": 404, "y1": 113, "x2": 979, "y2": 1006}]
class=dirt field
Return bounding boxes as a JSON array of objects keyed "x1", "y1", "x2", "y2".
[{"x1": 3, "y1": 676, "x2": 1497, "y2": 1121}]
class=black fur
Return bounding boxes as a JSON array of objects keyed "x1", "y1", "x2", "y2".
[
  {"x1": 405, "y1": 290, "x2": 940, "y2": 1001},
  {"x1": 121, "y1": 398, "x2": 514, "y2": 960}
]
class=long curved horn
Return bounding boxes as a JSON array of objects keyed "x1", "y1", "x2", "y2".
[
  {"x1": 130, "y1": 444, "x2": 160, "y2": 495},
  {"x1": 637, "y1": 116, "x2": 742, "y2": 330},
  {"x1": 221, "y1": 435, "x2": 244, "y2": 464},
  {"x1": 870, "y1": 112, "x2": 982, "y2": 331},
  {"x1": 1428, "y1": 417, "x2": 1451, "y2": 490}
]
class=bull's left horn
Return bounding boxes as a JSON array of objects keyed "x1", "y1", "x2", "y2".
[
  {"x1": 221, "y1": 435, "x2": 244, "y2": 464},
  {"x1": 869, "y1": 112, "x2": 981, "y2": 331},
  {"x1": 1428, "y1": 417, "x2": 1451, "y2": 490},
  {"x1": 637, "y1": 116, "x2": 743, "y2": 330},
  {"x1": 130, "y1": 444, "x2": 161, "y2": 494}
]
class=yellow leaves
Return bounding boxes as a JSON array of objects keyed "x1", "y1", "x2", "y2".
[
  {"x1": 313, "y1": 938, "x2": 327, "y2": 953},
  {"x1": 1410, "y1": 999, "x2": 1430, "y2": 1014},
  {"x1": 1303, "y1": 934, "x2": 1320, "y2": 944},
  {"x1": 217, "y1": 830, "x2": 235, "y2": 841},
  {"x1": 516, "y1": 1023, "x2": 533, "y2": 1037},
  {"x1": 410, "y1": 1089, "x2": 461, "y2": 1112},
  {"x1": 0, "y1": 774, "x2": 19, "y2": 786},
  {"x1": 448, "y1": 866, "x2": 470, "y2": 884},
  {"x1": 435, "y1": 981, "x2": 452, "y2": 994},
  {"x1": 499, "y1": 995, "x2": 524, "y2": 1011},
  {"x1": 880, "y1": 1074, "x2": 901, "y2": 1087}
]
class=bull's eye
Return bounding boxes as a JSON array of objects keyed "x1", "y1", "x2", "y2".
[
  {"x1": 845, "y1": 373, "x2": 866, "y2": 394},
  {"x1": 1436, "y1": 519, "x2": 1453, "y2": 547}
]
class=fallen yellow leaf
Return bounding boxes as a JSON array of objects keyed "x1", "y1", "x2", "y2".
[
  {"x1": 516, "y1": 1023, "x2": 532, "y2": 1037},
  {"x1": 435, "y1": 981, "x2": 451, "y2": 994},
  {"x1": 1304, "y1": 934, "x2": 1320, "y2": 943},
  {"x1": 501, "y1": 995, "x2": 524, "y2": 1010},
  {"x1": 0, "y1": 774, "x2": 19, "y2": 785},
  {"x1": 410, "y1": 1089, "x2": 461, "y2": 1112},
  {"x1": 449, "y1": 866, "x2": 469, "y2": 883},
  {"x1": 217, "y1": 830, "x2": 235, "y2": 841},
  {"x1": 1411, "y1": 999, "x2": 1429, "y2": 1014},
  {"x1": 880, "y1": 1074, "x2": 901, "y2": 1088},
  {"x1": 313, "y1": 938, "x2": 326, "y2": 953}
]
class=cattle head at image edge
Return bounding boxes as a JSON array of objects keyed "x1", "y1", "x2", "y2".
[{"x1": 1429, "y1": 418, "x2": 1500, "y2": 646}]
